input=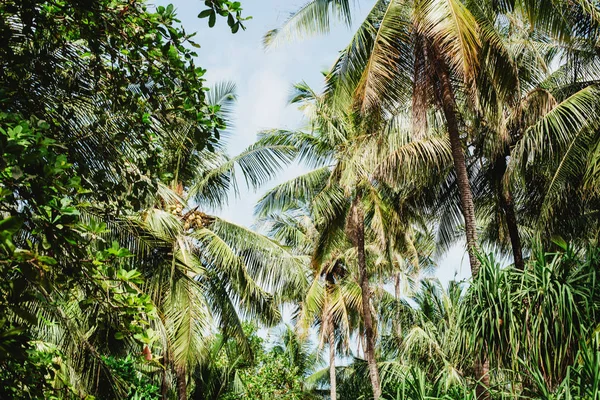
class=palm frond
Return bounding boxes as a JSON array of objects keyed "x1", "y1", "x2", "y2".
[
  {"x1": 207, "y1": 81, "x2": 238, "y2": 140},
  {"x1": 254, "y1": 167, "x2": 332, "y2": 218},
  {"x1": 264, "y1": 0, "x2": 354, "y2": 47},
  {"x1": 415, "y1": 0, "x2": 481, "y2": 87},
  {"x1": 189, "y1": 141, "x2": 297, "y2": 208},
  {"x1": 514, "y1": 85, "x2": 600, "y2": 227}
]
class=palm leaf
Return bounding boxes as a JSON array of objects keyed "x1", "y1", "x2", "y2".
[{"x1": 263, "y1": 0, "x2": 354, "y2": 47}]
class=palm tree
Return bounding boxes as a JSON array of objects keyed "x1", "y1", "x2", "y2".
[
  {"x1": 254, "y1": 81, "x2": 379, "y2": 397},
  {"x1": 511, "y1": 69, "x2": 600, "y2": 246},
  {"x1": 264, "y1": 0, "x2": 499, "y2": 278},
  {"x1": 262, "y1": 0, "x2": 600, "y2": 275},
  {"x1": 23, "y1": 83, "x2": 309, "y2": 400},
  {"x1": 263, "y1": 4, "x2": 600, "y2": 396},
  {"x1": 403, "y1": 280, "x2": 469, "y2": 387},
  {"x1": 254, "y1": 81, "x2": 449, "y2": 399},
  {"x1": 260, "y1": 206, "x2": 362, "y2": 400},
  {"x1": 135, "y1": 82, "x2": 311, "y2": 399},
  {"x1": 342, "y1": 278, "x2": 472, "y2": 399}
]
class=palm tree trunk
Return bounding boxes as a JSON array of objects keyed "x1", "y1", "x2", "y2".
[
  {"x1": 494, "y1": 154, "x2": 524, "y2": 270},
  {"x1": 437, "y1": 67, "x2": 481, "y2": 276},
  {"x1": 500, "y1": 189, "x2": 524, "y2": 270},
  {"x1": 176, "y1": 366, "x2": 187, "y2": 400},
  {"x1": 324, "y1": 272, "x2": 338, "y2": 400},
  {"x1": 352, "y1": 196, "x2": 382, "y2": 399},
  {"x1": 436, "y1": 61, "x2": 489, "y2": 399},
  {"x1": 474, "y1": 358, "x2": 491, "y2": 399},
  {"x1": 161, "y1": 368, "x2": 169, "y2": 400},
  {"x1": 329, "y1": 329, "x2": 337, "y2": 400},
  {"x1": 394, "y1": 274, "x2": 403, "y2": 339}
]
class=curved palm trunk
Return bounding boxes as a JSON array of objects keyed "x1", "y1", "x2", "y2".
[
  {"x1": 176, "y1": 366, "x2": 187, "y2": 400},
  {"x1": 436, "y1": 63, "x2": 489, "y2": 399},
  {"x1": 329, "y1": 330, "x2": 337, "y2": 400},
  {"x1": 351, "y1": 196, "x2": 382, "y2": 399},
  {"x1": 474, "y1": 358, "x2": 491, "y2": 399},
  {"x1": 438, "y1": 68, "x2": 481, "y2": 276}
]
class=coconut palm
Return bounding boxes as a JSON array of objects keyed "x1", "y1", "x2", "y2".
[
  {"x1": 510, "y1": 63, "x2": 600, "y2": 246},
  {"x1": 264, "y1": 0, "x2": 505, "y2": 279},
  {"x1": 450, "y1": 0, "x2": 600, "y2": 270},
  {"x1": 264, "y1": 5, "x2": 600, "y2": 395},
  {"x1": 260, "y1": 205, "x2": 362, "y2": 400},
  {"x1": 22, "y1": 82, "x2": 309, "y2": 400},
  {"x1": 376, "y1": 278, "x2": 473, "y2": 399},
  {"x1": 404, "y1": 280, "x2": 469, "y2": 387},
  {"x1": 263, "y1": 0, "x2": 600, "y2": 275},
  {"x1": 133, "y1": 82, "x2": 311, "y2": 399},
  {"x1": 254, "y1": 79, "x2": 449, "y2": 398}
]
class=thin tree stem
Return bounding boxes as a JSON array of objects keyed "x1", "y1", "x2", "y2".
[
  {"x1": 501, "y1": 189, "x2": 524, "y2": 270},
  {"x1": 162, "y1": 363, "x2": 169, "y2": 399}
]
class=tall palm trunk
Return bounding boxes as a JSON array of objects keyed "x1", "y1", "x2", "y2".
[
  {"x1": 494, "y1": 154, "x2": 524, "y2": 270},
  {"x1": 176, "y1": 366, "x2": 187, "y2": 400},
  {"x1": 328, "y1": 329, "x2": 337, "y2": 400},
  {"x1": 436, "y1": 61, "x2": 489, "y2": 399},
  {"x1": 474, "y1": 358, "x2": 491, "y2": 399},
  {"x1": 394, "y1": 274, "x2": 403, "y2": 339},
  {"x1": 325, "y1": 272, "x2": 337, "y2": 400},
  {"x1": 437, "y1": 67, "x2": 481, "y2": 276},
  {"x1": 351, "y1": 196, "x2": 382, "y2": 399}
]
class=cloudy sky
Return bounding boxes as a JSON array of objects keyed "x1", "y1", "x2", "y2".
[{"x1": 155, "y1": 0, "x2": 472, "y2": 287}]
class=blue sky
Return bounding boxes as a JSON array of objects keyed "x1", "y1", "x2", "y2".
[{"x1": 155, "y1": 0, "x2": 472, "y2": 287}]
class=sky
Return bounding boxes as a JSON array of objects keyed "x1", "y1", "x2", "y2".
[{"x1": 154, "y1": 0, "x2": 472, "y2": 288}]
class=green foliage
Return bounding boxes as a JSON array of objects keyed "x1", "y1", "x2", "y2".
[
  {"x1": 213, "y1": 324, "x2": 318, "y2": 400},
  {"x1": 198, "y1": 1, "x2": 251, "y2": 33},
  {"x1": 372, "y1": 245, "x2": 600, "y2": 400},
  {"x1": 102, "y1": 355, "x2": 160, "y2": 400},
  {"x1": 0, "y1": 112, "x2": 158, "y2": 397},
  {"x1": 258, "y1": 0, "x2": 600, "y2": 397},
  {"x1": 335, "y1": 359, "x2": 374, "y2": 400},
  {"x1": 383, "y1": 367, "x2": 476, "y2": 400},
  {"x1": 0, "y1": 343, "x2": 62, "y2": 399},
  {"x1": 3, "y1": 0, "x2": 600, "y2": 399},
  {"x1": 464, "y1": 245, "x2": 600, "y2": 397},
  {"x1": 229, "y1": 355, "x2": 308, "y2": 400},
  {"x1": 0, "y1": 1, "x2": 257, "y2": 398}
]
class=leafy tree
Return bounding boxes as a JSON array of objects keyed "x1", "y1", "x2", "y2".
[
  {"x1": 102, "y1": 355, "x2": 161, "y2": 400},
  {"x1": 0, "y1": 1, "x2": 270, "y2": 398}
]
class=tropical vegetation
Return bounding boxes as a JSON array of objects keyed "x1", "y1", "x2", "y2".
[{"x1": 1, "y1": 0, "x2": 599, "y2": 399}]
